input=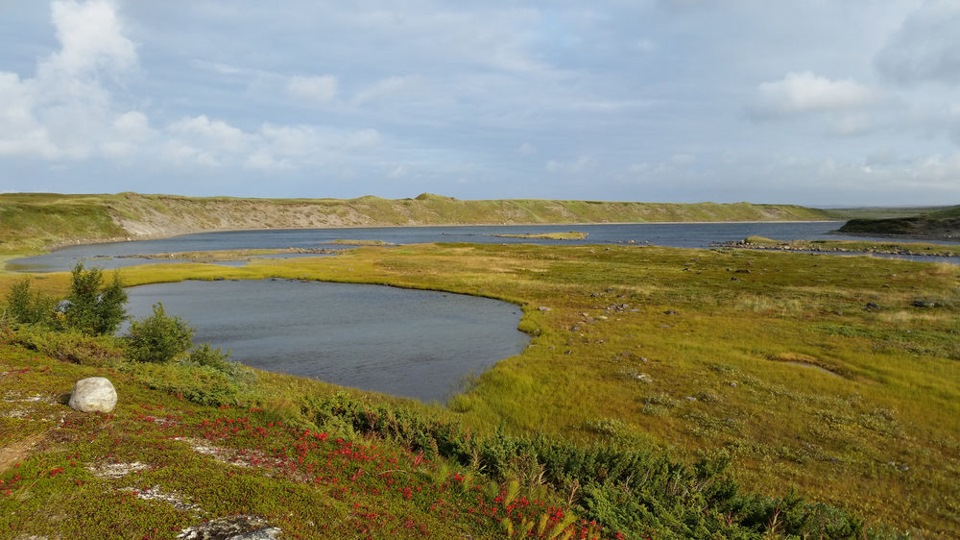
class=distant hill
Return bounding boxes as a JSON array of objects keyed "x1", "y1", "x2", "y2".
[
  {"x1": 0, "y1": 192, "x2": 833, "y2": 252},
  {"x1": 838, "y1": 205, "x2": 960, "y2": 239}
]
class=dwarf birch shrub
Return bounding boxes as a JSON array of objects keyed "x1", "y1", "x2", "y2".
[
  {"x1": 124, "y1": 302, "x2": 193, "y2": 363},
  {"x1": 63, "y1": 263, "x2": 127, "y2": 336},
  {"x1": 4, "y1": 277, "x2": 59, "y2": 328}
]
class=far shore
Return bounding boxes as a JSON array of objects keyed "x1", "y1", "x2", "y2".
[{"x1": 41, "y1": 219, "x2": 845, "y2": 254}]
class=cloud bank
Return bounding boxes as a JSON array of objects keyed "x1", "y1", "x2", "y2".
[{"x1": 0, "y1": 0, "x2": 958, "y2": 205}]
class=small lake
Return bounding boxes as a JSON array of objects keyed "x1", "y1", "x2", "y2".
[{"x1": 124, "y1": 280, "x2": 529, "y2": 402}]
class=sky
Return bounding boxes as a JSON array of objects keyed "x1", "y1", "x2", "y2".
[{"x1": 1, "y1": 1, "x2": 959, "y2": 206}]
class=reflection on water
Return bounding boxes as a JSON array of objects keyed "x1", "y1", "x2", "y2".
[{"x1": 124, "y1": 280, "x2": 529, "y2": 402}]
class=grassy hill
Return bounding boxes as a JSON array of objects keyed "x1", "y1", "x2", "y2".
[
  {"x1": 0, "y1": 192, "x2": 832, "y2": 254},
  {"x1": 838, "y1": 205, "x2": 960, "y2": 238}
]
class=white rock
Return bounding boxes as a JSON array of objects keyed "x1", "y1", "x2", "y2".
[{"x1": 68, "y1": 377, "x2": 117, "y2": 413}]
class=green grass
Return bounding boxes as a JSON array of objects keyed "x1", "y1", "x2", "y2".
[
  {"x1": 836, "y1": 205, "x2": 960, "y2": 238},
  {"x1": 210, "y1": 243, "x2": 956, "y2": 536},
  {"x1": 926, "y1": 205, "x2": 960, "y2": 219},
  {"x1": 0, "y1": 195, "x2": 127, "y2": 253},
  {"x1": 3, "y1": 240, "x2": 958, "y2": 537},
  {"x1": 821, "y1": 206, "x2": 953, "y2": 220}
]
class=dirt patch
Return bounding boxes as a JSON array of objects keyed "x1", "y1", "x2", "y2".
[
  {"x1": 768, "y1": 352, "x2": 845, "y2": 378},
  {"x1": 0, "y1": 431, "x2": 45, "y2": 472}
]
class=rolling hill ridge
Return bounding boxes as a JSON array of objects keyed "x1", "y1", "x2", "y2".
[{"x1": 0, "y1": 192, "x2": 832, "y2": 253}]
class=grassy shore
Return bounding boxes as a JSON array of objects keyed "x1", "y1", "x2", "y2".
[
  {"x1": 837, "y1": 205, "x2": 960, "y2": 239},
  {"x1": 728, "y1": 236, "x2": 960, "y2": 257},
  {"x1": 3, "y1": 240, "x2": 958, "y2": 537}
]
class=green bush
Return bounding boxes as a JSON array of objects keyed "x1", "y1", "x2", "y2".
[
  {"x1": 7, "y1": 325, "x2": 123, "y2": 366},
  {"x1": 186, "y1": 343, "x2": 232, "y2": 371},
  {"x1": 124, "y1": 302, "x2": 193, "y2": 363},
  {"x1": 63, "y1": 263, "x2": 128, "y2": 335},
  {"x1": 4, "y1": 277, "x2": 59, "y2": 328},
  {"x1": 124, "y1": 360, "x2": 247, "y2": 407}
]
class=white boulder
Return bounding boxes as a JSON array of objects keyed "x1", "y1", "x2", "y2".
[{"x1": 68, "y1": 377, "x2": 117, "y2": 413}]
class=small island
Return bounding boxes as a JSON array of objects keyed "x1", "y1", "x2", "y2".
[{"x1": 491, "y1": 231, "x2": 589, "y2": 240}]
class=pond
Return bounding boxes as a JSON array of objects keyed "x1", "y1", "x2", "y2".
[{"x1": 124, "y1": 279, "x2": 529, "y2": 402}]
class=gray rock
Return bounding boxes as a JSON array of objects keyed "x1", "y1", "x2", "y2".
[
  {"x1": 178, "y1": 516, "x2": 280, "y2": 540},
  {"x1": 231, "y1": 528, "x2": 282, "y2": 540},
  {"x1": 68, "y1": 377, "x2": 117, "y2": 413}
]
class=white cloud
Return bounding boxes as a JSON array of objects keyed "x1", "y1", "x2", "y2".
[
  {"x1": 0, "y1": 0, "x2": 139, "y2": 161},
  {"x1": 546, "y1": 155, "x2": 595, "y2": 174},
  {"x1": 875, "y1": 0, "x2": 960, "y2": 85},
  {"x1": 351, "y1": 75, "x2": 416, "y2": 107},
  {"x1": 0, "y1": 72, "x2": 55, "y2": 158},
  {"x1": 258, "y1": 124, "x2": 380, "y2": 158},
  {"x1": 169, "y1": 115, "x2": 250, "y2": 154},
  {"x1": 101, "y1": 111, "x2": 155, "y2": 157},
  {"x1": 345, "y1": 128, "x2": 382, "y2": 149},
  {"x1": 286, "y1": 75, "x2": 338, "y2": 104},
  {"x1": 751, "y1": 72, "x2": 877, "y2": 119},
  {"x1": 248, "y1": 124, "x2": 328, "y2": 170},
  {"x1": 46, "y1": 0, "x2": 135, "y2": 76},
  {"x1": 914, "y1": 151, "x2": 960, "y2": 180}
]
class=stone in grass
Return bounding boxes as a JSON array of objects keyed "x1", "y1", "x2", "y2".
[
  {"x1": 68, "y1": 377, "x2": 117, "y2": 413},
  {"x1": 177, "y1": 515, "x2": 281, "y2": 540}
]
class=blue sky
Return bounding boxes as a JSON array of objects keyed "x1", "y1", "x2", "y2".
[{"x1": 1, "y1": 1, "x2": 959, "y2": 206}]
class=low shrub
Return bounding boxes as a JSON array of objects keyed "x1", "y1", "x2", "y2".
[
  {"x1": 185, "y1": 343, "x2": 235, "y2": 373},
  {"x1": 123, "y1": 303, "x2": 193, "y2": 363},
  {"x1": 123, "y1": 360, "x2": 250, "y2": 407},
  {"x1": 297, "y1": 392, "x2": 866, "y2": 539},
  {"x1": 5, "y1": 324, "x2": 123, "y2": 366},
  {"x1": 3, "y1": 277, "x2": 60, "y2": 328}
]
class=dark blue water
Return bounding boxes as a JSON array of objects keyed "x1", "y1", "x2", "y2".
[
  {"x1": 15, "y1": 221, "x2": 957, "y2": 272},
  {"x1": 124, "y1": 280, "x2": 528, "y2": 402}
]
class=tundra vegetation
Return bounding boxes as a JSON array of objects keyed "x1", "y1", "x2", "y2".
[
  {"x1": 1, "y1": 210, "x2": 958, "y2": 537},
  {"x1": 837, "y1": 205, "x2": 960, "y2": 239}
]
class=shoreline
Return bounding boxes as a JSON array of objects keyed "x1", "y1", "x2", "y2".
[{"x1": 44, "y1": 219, "x2": 844, "y2": 251}]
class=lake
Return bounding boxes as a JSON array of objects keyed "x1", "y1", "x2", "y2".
[
  {"x1": 15, "y1": 221, "x2": 957, "y2": 273},
  {"x1": 124, "y1": 279, "x2": 529, "y2": 402},
  {"x1": 14, "y1": 222, "x2": 958, "y2": 400}
]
